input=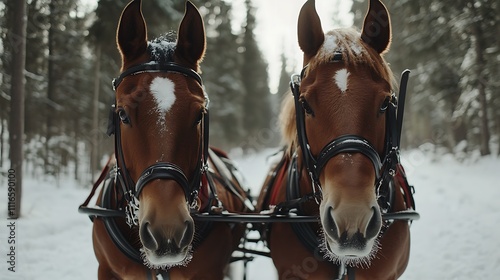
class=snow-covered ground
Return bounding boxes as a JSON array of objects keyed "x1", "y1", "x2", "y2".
[{"x1": 1, "y1": 147, "x2": 499, "y2": 279}]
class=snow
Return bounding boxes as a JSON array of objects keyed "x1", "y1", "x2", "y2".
[
  {"x1": 350, "y1": 42, "x2": 363, "y2": 56},
  {"x1": 148, "y1": 40, "x2": 176, "y2": 63},
  {"x1": 1, "y1": 148, "x2": 499, "y2": 279},
  {"x1": 0, "y1": 178, "x2": 96, "y2": 279},
  {"x1": 320, "y1": 35, "x2": 339, "y2": 56}
]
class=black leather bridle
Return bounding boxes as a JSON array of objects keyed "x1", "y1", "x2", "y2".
[
  {"x1": 108, "y1": 61, "x2": 209, "y2": 227},
  {"x1": 289, "y1": 53, "x2": 410, "y2": 210}
]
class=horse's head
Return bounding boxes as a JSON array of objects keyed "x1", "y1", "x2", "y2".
[
  {"x1": 290, "y1": 0, "x2": 394, "y2": 266},
  {"x1": 114, "y1": 0, "x2": 206, "y2": 268}
]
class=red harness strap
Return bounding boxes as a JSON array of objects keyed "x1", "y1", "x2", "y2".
[
  {"x1": 268, "y1": 159, "x2": 289, "y2": 206},
  {"x1": 80, "y1": 155, "x2": 114, "y2": 209},
  {"x1": 395, "y1": 164, "x2": 416, "y2": 210},
  {"x1": 198, "y1": 174, "x2": 210, "y2": 211}
]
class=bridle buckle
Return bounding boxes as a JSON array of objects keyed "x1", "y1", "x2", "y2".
[
  {"x1": 308, "y1": 171, "x2": 323, "y2": 204},
  {"x1": 189, "y1": 190, "x2": 200, "y2": 211},
  {"x1": 125, "y1": 191, "x2": 139, "y2": 227}
]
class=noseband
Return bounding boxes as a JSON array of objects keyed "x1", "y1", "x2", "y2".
[
  {"x1": 108, "y1": 61, "x2": 209, "y2": 226},
  {"x1": 290, "y1": 53, "x2": 409, "y2": 210}
]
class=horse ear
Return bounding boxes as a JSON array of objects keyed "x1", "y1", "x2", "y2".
[
  {"x1": 361, "y1": 0, "x2": 391, "y2": 54},
  {"x1": 176, "y1": 1, "x2": 206, "y2": 67},
  {"x1": 297, "y1": 0, "x2": 325, "y2": 64},
  {"x1": 116, "y1": 0, "x2": 148, "y2": 65}
]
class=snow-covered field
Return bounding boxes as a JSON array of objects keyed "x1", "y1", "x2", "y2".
[{"x1": 1, "y1": 148, "x2": 499, "y2": 279}]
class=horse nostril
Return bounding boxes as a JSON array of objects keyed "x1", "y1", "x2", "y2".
[
  {"x1": 324, "y1": 207, "x2": 340, "y2": 240},
  {"x1": 365, "y1": 206, "x2": 382, "y2": 240},
  {"x1": 177, "y1": 220, "x2": 194, "y2": 249},
  {"x1": 140, "y1": 222, "x2": 158, "y2": 251}
]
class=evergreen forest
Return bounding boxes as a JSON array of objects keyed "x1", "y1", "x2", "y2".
[{"x1": 1, "y1": 0, "x2": 499, "y2": 184}]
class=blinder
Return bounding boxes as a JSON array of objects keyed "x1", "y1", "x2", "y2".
[
  {"x1": 289, "y1": 55, "x2": 410, "y2": 205},
  {"x1": 108, "y1": 61, "x2": 209, "y2": 226}
]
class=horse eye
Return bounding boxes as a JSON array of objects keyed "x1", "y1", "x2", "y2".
[
  {"x1": 300, "y1": 99, "x2": 315, "y2": 116},
  {"x1": 118, "y1": 108, "x2": 130, "y2": 125}
]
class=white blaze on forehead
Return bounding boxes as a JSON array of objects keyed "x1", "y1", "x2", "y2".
[
  {"x1": 149, "y1": 77, "x2": 176, "y2": 134},
  {"x1": 334, "y1": 69, "x2": 350, "y2": 94},
  {"x1": 150, "y1": 77, "x2": 176, "y2": 115}
]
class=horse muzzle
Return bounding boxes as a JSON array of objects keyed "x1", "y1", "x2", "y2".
[
  {"x1": 321, "y1": 201, "x2": 382, "y2": 259},
  {"x1": 139, "y1": 217, "x2": 195, "y2": 268}
]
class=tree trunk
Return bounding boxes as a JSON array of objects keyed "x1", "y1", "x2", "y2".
[
  {"x1": 497, "y1": 115, "x2": 500, "y2": 156},
  {"x1": 497, "y1": 0, "x2": 500, "y2": 155},
  {"x1": 45, "y1": 0, "x2": 54, "y2": 172},
  {"x1": 90, "y1": 44, "x2": 102, "y2": 182},
  {"x1": 471, "y1": 18, "x2": 490, "y2": 156},
  {"x1": 1, "y1": 119, "x2": 4, "y2": 168},
  {"x1": 73, "y1": 117, "x2": 79, "y2": 181},
  {"x1": 9, "y1": 0, "x2": 27, "y2": 219}
]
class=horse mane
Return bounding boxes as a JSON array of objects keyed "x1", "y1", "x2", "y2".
[{"x1": 280, "y1": 28, "x2": 395, "y2": 155}]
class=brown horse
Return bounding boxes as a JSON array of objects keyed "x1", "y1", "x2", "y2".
[
  {"x1": 257, "y1": 0, "x2": 416, "y2": 279},
  {"x1": 85, "y1": 1, "x2": 251, "y2": 279}
]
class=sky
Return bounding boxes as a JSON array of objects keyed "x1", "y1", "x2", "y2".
[
  {"x1": 79, "y1": 0, "x2": 354, "y2": 93},
  {"x1": 229, "y1": 0, "x2": 353, "y2": 93}
]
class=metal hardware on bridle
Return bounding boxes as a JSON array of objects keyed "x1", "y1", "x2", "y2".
[
  {"x1": 109, "y1": 61, "x2": 209, "y2": 226},
  {"x1": 125, "y1": 191, "x2": 139, "y2": 227},
  {"x1": 308, "y1": 171, "x2": 322, "y2": 205},
  {"x1": 289, "y1": 53, "x2": 410, "y2": 209},
  {"x1": 189, "y1": 189, "x2": 199, "y2": 211}
]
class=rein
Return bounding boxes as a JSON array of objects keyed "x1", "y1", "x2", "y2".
[{"x1": 108, "y1": 61, "x2": 209, "y2": 227}]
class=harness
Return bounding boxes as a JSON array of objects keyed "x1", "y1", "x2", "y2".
[
  {"x1": 262, "y1": 54, "x2": 419, "y2": 279},
  {"x1": 290, "y1": 54, "x2": 405, "y2": 207},
  {"x1": 79, "y1": 61, "x2": 251, "y2": 277},
  {"x1": 77, "y1": 54, "x2": 419, "y2": 280},
  {"x1": 109, "y1": 61, "x2": 209, "y2": 226},
  {"x1": 80, "y1": 62, "x2": 208, "y2": 216}
]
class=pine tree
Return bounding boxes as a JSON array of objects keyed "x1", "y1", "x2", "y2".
[
  {"x1": 201, "y1": 0, "x2": 245, "y2": 149},
  {"x1": 240, "y1": 0, "x2": 272, "y2": 152},
  {"x1": 272, "y1": 51, "x2": 293, "y2": 146},
  {"x1": 277, "y1": 51, "x2": 292, "y2": 97},
  {"x1": 352, "y1": 0, "x2": 498, "y2": 156},
  {"x1": 88, "y1": 0, "x2": 127, "y2": 177},
  {"x1": 40, "y1": 0, "x2": 93, "y2": 175}
]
